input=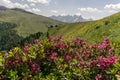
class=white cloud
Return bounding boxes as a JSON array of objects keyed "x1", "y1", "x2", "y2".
[
  {"x1": 30, "y1": 3, "x2": 36, "y2": 6},
  {"x1": 78, "y1": 7, "x2": 101, "y2": 12},
  {"x1": 104, "y1": 3, "x2": 120, "y2": 11},
  {"x1": 27, "y1": 8, "x2": 41, "y2": 14},
  {"x1": 60, "y1": 13, "x2": 67, "y2": 16},
  {"x1": 0, "y1": 0, "x2": 41, "y2": 15},
  {"x1": 51, "y1": 10, "x2": 58, "y2": 13},
  {"x1": 32, "y1": 8, "x2": 41, "y2": 13},
  {"x1": 75, "y1": 13, "x2": 81, "y2": 16},
  {"x1": 27, "y1": 0, "x2": 51, "y2": 4},
  {"x1": 25, "y1": 7, "x2": 41, "y2": 15},
  {"x1": 13, "y1": 3, "x2": 30, "y2": 9},
  {"x1": 0, "y1": 0, "x2": 30, "y2": 9}
]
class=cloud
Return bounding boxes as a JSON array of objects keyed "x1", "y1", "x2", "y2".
[
  {"x1": 60, "y1": 13, "x2": 67, "y2": 16},
  {"x1": 0, "y1": 0, "x2": 41, "y2": 15},
  {"x1": 0, "y1": 0, "x2": 30, "y2": 9},
  {"x1": 51, "y1": 10, "x2": 58, "y2": 13},
  {"x1": 104, "y1": 3, "x2": 120, "y2": 11},
  {"x1": 78, "y1": 7, "x2": 101, "y2": 12},
  {"x1": 30, "y1": 3, "x2": 36, "y2": 6},
  {"x1": 13, "y1": 3, "x2": 30, "y2": 9},
  {"x1": 26, "y1": 8, "x2": 41, "y2": 14},
  {"x1": 75, "y1": 13, "x2": 81, "y2": 16},
  {"x1": 32, "y1": 8, "x2": 41, "y2": 13},
  {"x1": 26, "y1": 0, "x2": 51, "y2": 4}
]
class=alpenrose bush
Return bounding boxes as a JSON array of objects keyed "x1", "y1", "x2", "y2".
[{"x1": 0, "y1": 35, "x2": 120, "y2": 80}]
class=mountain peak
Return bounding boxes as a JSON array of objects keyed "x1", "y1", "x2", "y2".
[
  {"x1": 0, "y1": 6, "x2": 8, "y2": 10},
  {"x1": 50, "y1": 15, "x2": 92, "y2": 23}
]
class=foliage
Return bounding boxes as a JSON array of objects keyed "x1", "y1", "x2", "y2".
[
  {"x1": 0, "y1": 35, "x2": 120, "y2": 80},
  {"x1": 0, "y1": 22, "x2": 43, "y2": 51},
  {"x1": 0, "y1": 22, "x2": 23, "y2": 51},
  {"x1": 17, "y1": 32, "x2": 42, "y2": 48}
]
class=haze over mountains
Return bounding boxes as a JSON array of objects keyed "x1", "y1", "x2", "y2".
[{"x1": 50, "y1": 15, "x2": 92, "y2": 23}]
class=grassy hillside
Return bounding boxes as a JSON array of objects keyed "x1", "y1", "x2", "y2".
[
  {"x1": 0, "y1": 9, "x2": 62, "y2": 37},
  {"x1": 49, "y1": 12, "x2": 120, "y2": 43}
]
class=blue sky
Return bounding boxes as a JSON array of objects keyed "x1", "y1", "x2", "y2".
[{"x1": 0, "y1": 0, "x2": 120, "y2": 20}]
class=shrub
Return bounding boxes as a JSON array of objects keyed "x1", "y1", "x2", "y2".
[{"x1": 0, "y1": 35, "x2": 119, "y2": 80}]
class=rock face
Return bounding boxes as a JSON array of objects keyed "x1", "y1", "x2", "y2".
[{"x1": 50, "y1": 15, "x2": 92, "y2": 23}]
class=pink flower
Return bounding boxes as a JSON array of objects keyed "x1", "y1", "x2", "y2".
[
  {"x1": 72, "y1": 37, "x2": 84, "y2": 44},
  {"x1": 64, "y1": 55, "x2": 72, "y2": 61},
  {"x1": 95, "y1": 74, "x2": 103, "y2": 80},
  {"x1": 23, "y1": 43, "x2": 32, "y2": 53},
  {"x1": 80, "y1": 61, "x2": 86, "y2": 65},
  {"x1": 50, "y1": 52, "x2": 58, "y2": 61},
  {"x1": 98, "y1": 43, "x2": 106, "y2": 50},
  {"x1": 54, "y1": 41, "x2": 68, "y2": 49},
  {"x1": 92, "y1": 44, "x2": 98, "y2": 48},
  {"x1": 85, "y1": 49, "x2": 91, "y2": 54},
  {"x1": 97, "y1": 56, "x2": 118, "y2": 69},
  {"x1": 97, "y1": 38, "x2": 110, "y2": 51},
  {"x1": 34, "y1": 39, "x2": 41, "y2": 45},
  {"x1": 108, "y1": 56, "x2": 118, "y2": 64},
  {"x1": 49, "y1": 35, "x2": 62, "y2": 41},
  {"x1": 85, "y1": 43, "x2": 90, "y2": 48},
  {"x1": 87, "y1": 60, "x2": 97, "y2": 67},
  {"x1": 23, "y1": 46, "x2": 29, "y2": 53},
  {"x1": 84, "y1": 49, "x2": 91, "y2": 59},
  {"x1": 102, "y1": 38, "x2": 110, "y2": 44},
  {"x1": 31, "y1": 63, "x2": 40, "y2": 74},
  {"x1": 24, "y1": 43, "x2": 32, "y2": 47}
]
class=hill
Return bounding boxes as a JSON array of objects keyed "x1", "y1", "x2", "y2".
[
  {"x1": 0, "y1": 6, "x2": 8, "y2": 10},
  {"x1": 0, "y1": 8, "x2": 62, "y2": 37},
  {"x1": 49, "y1": 12, "x2": 120, "y2": 43},
  {"x1": 0, "y1": 7, "x2": 63, "y2": 51},
  {"x1": 50, "y1": 15, "x2": 92, "y2": 23}
]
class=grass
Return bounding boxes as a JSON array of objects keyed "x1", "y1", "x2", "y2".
[
  {"x1": 49, "y1": 12, "x2": 120, "y2": 43},
  {"x1": 0, "y1": 9, "x2": 62, "y2": 37}
]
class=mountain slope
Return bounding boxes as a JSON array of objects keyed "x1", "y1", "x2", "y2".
[
  {"x1": 50, "y1": 15, "x2": 92, "y2": 23},
  {"x1": 0, "y1": 9, "x2": 62, "y2": 37},
  {"x1": 49, "y1": 12, "x2": 120, "y2": 43},
  {"x1": 0, "y1": 6, "x2": 8, "y2": 10}
]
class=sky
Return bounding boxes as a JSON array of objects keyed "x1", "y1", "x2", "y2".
[{"x1": 0, "y1": 0, "x2": 120, "y2": 20}]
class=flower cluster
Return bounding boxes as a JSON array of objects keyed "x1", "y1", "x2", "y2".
[
  {"x1": 34, "y1": 39, "x2": 41, "y2": 46},
  {"x1": 97, "y1": 56, "x2": 118, "y2": 69},
  {"x1": 54, "y1": 41, "x2": 68, "y2": 49},
  {"x1": 0, "y1": 36, "x2": 119, "y2": 80},
  {"x1": 50, "y1": 52, "x2": 58, "y2": 61},
  {"x1": 23, "y1": 43, "x2": 32, "y2": 53},
  {"x1": 72, "y1": 37, "x2": 84, "y2": 44},
  {"x1": 31, "y1": 63, "x2": 40, "y2": 74},
  {"x1": 95, "y1": 74, "x2": 104, "y2": 80},
  {"x1": 64, "y1": 55, "x2": 72, "y2": 61},
  {"x1": 49, "y1": 35, "x2": 62, "y2": 41}
]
